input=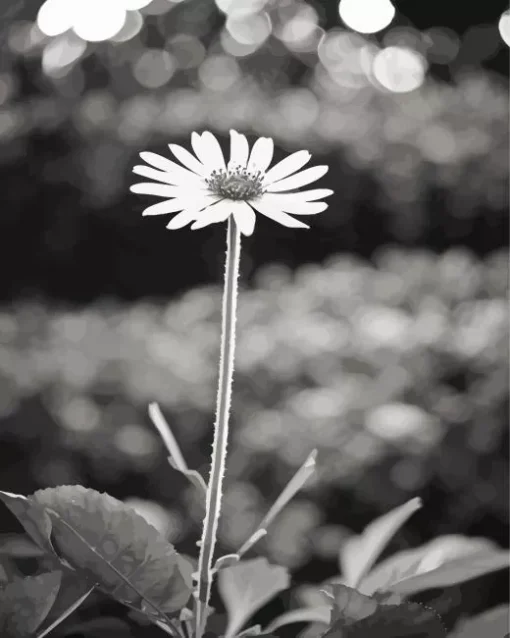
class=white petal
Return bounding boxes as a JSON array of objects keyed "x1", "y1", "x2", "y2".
[
  {"x1": 263, "y1": 150, "x2": 311, "y2": 186},
  {"x1": 265, "y1": 165, "x2": 329, "y2": 192},
  {"x1": 130, "y1": 183, "x2": 186, "y2": 197},
  {"x1": 167, "y1": 209, "x2": 199, "y2": 229},
  {"x1": 168, "y1": 143, "x2": 208, "y2": 176},
  {"x1": 133, "y1": 165, "x2": 193, "y2": 187},
  {"x1": 248, "y1": 137, "x2": 274, "y2": 174},
  {"x1": 200, "y1": 131, "x2": 226, "y2": 172},
  {"x1": 140, "y1": 151, "x2": 202, "y2": 181},
  {"x1": 228, "y1": 130, "x2": 249, "y2": 169},
  {"x1": 260, "y1": 195, "x2": 328, "y2": 215},
  {"x1": 191, "y1": 200, "x2": 232, "y2": 229},
  {"x1": 232, "y1": 200, "x2": 256, "y2": 236},
  {"x1": 250, "y1": 199, "x2": 310, "y2": 229},
  {"x1": 191, "y1": 132, "x2": 208, "y2": 165},
  {"x1": 142, "y1": 194, "x2": 217, "y2": 216},
  {"x1": 287, "y1": 188, "x2": 334, "y2": 201}
]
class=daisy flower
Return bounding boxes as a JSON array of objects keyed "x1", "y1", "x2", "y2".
[{"x1": 130, "y1": 130, "x2": 332, "y2": 236}]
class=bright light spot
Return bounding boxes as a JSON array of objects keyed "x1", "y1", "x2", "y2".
[
  {"x1": 372, "y1": 46, "x2": 426, "y2": 93},
  {"x1": 133, "y1": 49, "x2": 176, "y2": 88},
  {"x1": 279, "y1": 4, "x2": 318, "y2": 46},
  {"x1": 42, "y1": 33, "x2": 87, "y2": 76},
  {"x1": 37, "y1": 0, "x2": 75, "y2": 37},
  {"x1": 499, "y1": 10, "x2": 510, "y2": 46},
  {"x1": 72, "y1": 2, "x2": 126, "y2": 41},
  {"x1": 198, "y1": 55, "x2": 240, "y2": 91},
  {"x1": 216, "y1": 0, "x2": 267, "y2": 18},
  {"x1": 110, "y1": 10, "x2": 143, "y2": 42},
  {"x1": 318, "y1": 29, "x2": 374, "y2": 87},
  {"x1": 220, "y1": 30, "x2": 260, "y2": 57},
  {"x1": 167, "y1": 34, "x2": 206, "y2": 69},
  {"x1": 226, "y1": 12, "x2": 271, "y2": 46},
  {"x1": 338, "y1": 0, "x2": 395, "y2": 35}
]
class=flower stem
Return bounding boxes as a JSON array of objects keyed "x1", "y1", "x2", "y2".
[{"x1": 195, "y1": 216, "x2": 241, "y2": 638}]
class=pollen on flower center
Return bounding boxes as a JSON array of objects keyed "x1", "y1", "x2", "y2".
[{"x1": 205, "y1": 165, "x2": 264, "y2": 201}]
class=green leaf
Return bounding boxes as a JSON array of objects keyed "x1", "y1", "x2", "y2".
[
  {"x1": 0, "y1": 571, "x2": 61, "y2": 637},
  {"x1": 339, "y1": 498, "x2": 422, "y2": 589},
  {"x1": 321, "y1": 584, "x2": 446, "y2": 638},
  {"x1": 263, "y1": 606, "x2": 332, "y2": 633},
  {"x1": 449, "y1": 605, "x2": 510, "y2": 638},
  {"x1": 218, "y1": 557, "x2": 290, "y2": 638},
  {"x1": 0, "y1": 486, "x2": 193, "y2": 623},
  {"x1": 0, "y1": 533, "x2": 45, "y2": 557},
  {"x1": 359, "y1": 535, "x2": 510, "y2": 596}
]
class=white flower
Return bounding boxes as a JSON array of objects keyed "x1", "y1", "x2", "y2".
[{"x1": 130, "y1": 130, "x2": 332, "y2": 236}]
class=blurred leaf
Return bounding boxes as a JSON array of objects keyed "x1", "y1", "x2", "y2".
[
  {"x1": 0, "y1": 571, "x2": 61, "y2": 637},
  {"x1": 0, "y1": 486, "x2": 193, "y2": 625},
  {"x1": 238, "y1": 450, "x2": 316, "y2": 557},
  {"x1": 0, "y1": 533, "x2": 45, "y2": 557},
  {"x1": 36, "y1": 567, "x2": 95, "y2": 638},
  {"x1": 218, "y1": 557, "x2": 290, "y2": 638},
  {"x1": 359, "y1": 535, "x2": 510, "y2": 596},
  {"x1": 321, "y1": 584, "x2": 446, "y2": 638},
  {"x1": 449, "y1": 605, "x2": 510, "y2": 638},
  {"x1": 264, "y1": 606, "x2": 332, "y2": 633},
  {"x1": 339, "y1": 498, "x2": 422, "y2": 588}
]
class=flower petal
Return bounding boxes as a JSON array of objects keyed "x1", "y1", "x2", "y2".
[
  {"x1": 190, "y1": 199, "x2": 232, "y2": 229},
  {"x1": 142, "y1": 194, "x2": 218, "y2": 216},
  {"x1": 263, "y1": 150, "x2": 311, "y2": 186},
  {"x1": 169, "y1": 143, "x2": 208, "y2": 176},
  {"x1": 250, "y1": 198, "x2": 310, "y2": 229},
  {"x1": 191, "y1": 132, "x2": 208, "y2": 165},
  {"x1": 133, "y1": 165, "x2": 202, "y2": 187},
  {"x1": 130, "y1": 183, "x2": 186, "y2": 197},
  {"x1": 287, "y1": 188, "x2": 334, "y2": 202},
  {"x1": 200, "y1": 131, "x2": 226, "y2": 172},
  {"x1": 265, "y1": 165, "x2": 329, "y2": 192},
  {"x1": 248, "y1": 137, "x2": 274, "y2": 174},
  {"x1": 232, "y1": 200, "x2": 256, "y2": 236},
  {"x1": 228, "y1": 130, "x2": 249, "y2": 169},
  {"x1": 260, "y1": 195, "x2": 329, "y2": 215},
  {"x1": 167, "y1": 209, "x2": 199, "y2": 229},
  {"x1": 139, "y1": 152, "x2": 205, "y2": 187}
]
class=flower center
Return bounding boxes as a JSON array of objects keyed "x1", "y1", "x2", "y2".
[{"x1": 205, "y1": 166, "x2": 264, "y2": 201}]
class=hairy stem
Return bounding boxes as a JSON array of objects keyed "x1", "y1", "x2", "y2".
[{"x1": 195, "y1": 216, "x2": 241, "y2": 637}]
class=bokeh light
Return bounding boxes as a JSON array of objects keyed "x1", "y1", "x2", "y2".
[
  {"x1": 133, "y1": 49, "x2": 176, "y2": 88},
  {"x1": 499, "y1": 10, "x2": 510, "y2": 47},
  {"x1": 372, "y1": 46, "x2": 427, "y2": 93},
  {"x1": 338, "y1": 0, "x2": 395, "y2": 35}
]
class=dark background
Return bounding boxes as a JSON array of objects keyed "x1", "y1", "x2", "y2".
[{"x1": 0, "y1": 0, "x2": 508, "y2": 635}]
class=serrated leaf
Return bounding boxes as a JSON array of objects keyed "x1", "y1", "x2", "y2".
[
  {"x1": 0, "y1": 571, "x2": 61, "y2": 637},
  {"x1": 359, "y1": 535, "x2": 510, "y2": 596},
  {"x1": 449, "y1": 605, "x2": 510, "y2": 638},
  {"x1": 0, "y1": 486, "x2": 193, "y2": 623},
  {"x1": 321, "y1": 584, "x2": 446, "y2": 638},
  {"x1": 264, "y1": 606, "x2": 332, "y2": 633},
  {"x1": 218, "y1": 557, "x2": 290, "y2": 638},
  {"x1": 339, "y1": 498, "x2": 422, "y2": 589}
]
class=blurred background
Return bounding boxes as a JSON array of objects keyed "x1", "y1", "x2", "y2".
[{"x1": 0, "y1": 0, "x2": 508, "y2": 635}]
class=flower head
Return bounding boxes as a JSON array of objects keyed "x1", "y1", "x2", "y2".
[{"x1": 130, "y1": 130, "x2": 332, "y2": 236}]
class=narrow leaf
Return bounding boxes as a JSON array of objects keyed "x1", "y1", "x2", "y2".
[
  {"x1": 263, "y1": 606, "x2": 332, "y2": 633},
  {"x1": 149, "y1": 403, "x2": 207, "y2": 502},
  {"x1": 450, "y1": 605, "x2": 510, "y2": 638},
  {"x1": 213, "y1": 553, "x2": 240, "y2": 573},
  {"x1": 218, "y1": 557, "x2": 290, "y2": 638},
  {"x1": 0, "y1": 571, "x2": 61, "y2": 637},
  {"x1": 238, "y1": 451, "x2": 316, "y2": 557},
  {"x1": 0, "y1": 491, "x2": 55, "y2": 555},
  {"x1": 339, "y1": 498, "x2": 422, "y2": 589},
  {"x1": 359, "y1": 535, "x2": 510, "y2": 596}
]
